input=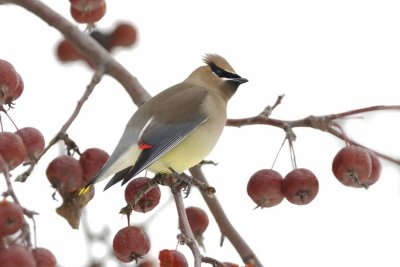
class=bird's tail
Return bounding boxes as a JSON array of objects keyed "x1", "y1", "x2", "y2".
[{"x1": 79, "y1": 182, "x2": 94, "y2": 195}]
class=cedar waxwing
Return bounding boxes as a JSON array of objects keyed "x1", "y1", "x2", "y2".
[{"x1": 80, "y1": 54, "x2": 247, "y2": 194}]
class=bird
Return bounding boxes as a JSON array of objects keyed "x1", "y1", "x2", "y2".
[{"x1": 79, "y1": 54, "x2": 247, "y2": 194}]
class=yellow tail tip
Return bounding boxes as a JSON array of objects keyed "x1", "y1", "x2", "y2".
[{"x1": 79, "y1": 185, "x2": 92, "y2": 196}]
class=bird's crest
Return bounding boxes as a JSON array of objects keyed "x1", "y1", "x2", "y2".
[{"x1": 203, "y1": 54, "x2": 236, "y2": 73}]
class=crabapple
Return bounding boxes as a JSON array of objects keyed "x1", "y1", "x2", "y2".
[
  {"x1": 282, "y1": 168, "x2": 319, "y2": 205},
  {"x1": 46, "y1": 155, "x2": 84, "y2": 196},
  {"x1": 15, "y1": 127, "x2": 45, "y2": 160},
  {"x1": 0, "y1": 200, "x2": 24, "y2": 237},
  {"x1": 247, "y1": 169, "x2": 284, "y2": 208},
  {"x1": 56, "y1": 40, "x2": 82, "y2": 62},
  {"x1": 364, "y1": 151, "x2": 382, "y2": 188},
  {"x1": 69, "y1": 0, "x2": 104, "y2": 11},
  {"x1": 70, "y1": 1, "x2": 106, "y2": 24},
  {"x1": 124, "y1": 177, "x2": 161, "y2": 213},
  {"x1": 110, "y1": 23, "x2": 137, "y2": 48},
  {"x1": 0, "y1": 132, "x2": 27, "y2": 170},
  {"x1": 4, "y1": 72, "x2": 24, "y2": 104},
  {"x1": 0, "y1": 246, "x2": 36, "y2": 267},
  {"x1": 113, "y1": 226, "x2": 150, "y2": 263},
  {"x1": 159, "y1": 249, "x2": 188, "y2": 267},
  {"x1": 332, "y1": 146, "x2": 372, "y2": 188},
  {"x1": 32, "y1": 247, "x2": 57, "y2": 267},
  {"x1": 79, "y1": 148, "x2": 109, "y2": 182},
  {"x1": 185, "y1": 206, "x2": 209, "y2": 236},
  {"x1": 0, "y1": 59, "x2": 19, "y2": 105}
]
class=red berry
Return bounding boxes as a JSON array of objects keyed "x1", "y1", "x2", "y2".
[
  {"x1": 14, "y1": 73, "x2": 24, "y2": 100},
  {"x1": 185, "y1": 206, "x2": 209, "y2": 236},
  {"x1": 124, "y1": 177, "x2": 161, "y2": 213},
  {"x1": 32, "y1": 247, "x2": 57, "y2": 267},
  {"x1": 110, "y1": 23, "x2": 138, "y2": 48},
  {"x1": 247, "y1": 169, "x2": 284, "y2": 208},
  {"x1": 70, "y1": 1, "x2": 106, "y2": 24},
  {"x1": 0, "y1": 59, "x2": 19, "y2": 105},
  {"x1": 113, "y1": 226, "x2": 150, "y2": 263},
  {"x1": 56, "y1": 40, "x2": 82, "y2": 62},
  {"x1": 0, "y1": 246, "x2": 36, "y2": 267},
  {"x1": 4, "y1": 72, "x2": 24, "y2": 104},
  {"x1": 46, "y1": 155, "x2": 84, "y2": 195},
  {"x1": 15, "y1": 127, "x2": 45, "y2": 160},
  {"x1": 0, "y1": 132, "x2": 27, "y2": 170},
  {"x1": 79, "y1": 148, "x2": 109, "y2": 182},
  {"x1": 0, "y1": 200, "x2": 24, "y2": 237},
  {"x1": 69, "y1": 0, "x2": 104, "y2": 11},
  {"x1": 363, "y1": 151, "x2": 382, "y2": 188},
  {"x1": 332, "y1": 146, "x2": 372, "y2": 188},
  {"x1": 282, "y1": 168, "x2": 319, "y2": 205},
  {"x1": 159, "y1": 249, "x2": 188, "y2": 267}
]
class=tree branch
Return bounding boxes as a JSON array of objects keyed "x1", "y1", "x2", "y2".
[
  {"x1": 15, "y1": 67, "x2": 104, "y2": 182},
  {"x1": 227, "y1": 105, "x2": 400, "y2": 166},
  {"x1": 190, "y1": 166, "x2": 263, "y2": 267},
  {"x1": 2, "y1": 0, "x2": 151, "y2": 105},
  {"x1": 172, "y1": 188, "x2": 202, "y2": 267}
]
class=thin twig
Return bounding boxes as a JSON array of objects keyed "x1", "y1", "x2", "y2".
[
  {"x1": 16, "y1": 67, "x2": 105, "y2": 182},
  {"x1": 119, "y1": 176, "x2": 161, "y2": 221},
  {"x1": 1, "y1": 159, "x2": 35, "y2": 248},
  {"x1": 172, "y1": 187, "x2": 202, "y2": 267}
]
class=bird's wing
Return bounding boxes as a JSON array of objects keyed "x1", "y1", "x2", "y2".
[
  {"x1": 103, "y1": 113, "x2": 208, "y2": 190},
  {"x1": 79, "y1": 125, "x2": 142, "y2": 195}
]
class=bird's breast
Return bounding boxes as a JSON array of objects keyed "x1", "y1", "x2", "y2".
[{"x1": 149, "y1": 93, "x2": 227, "y2": 174}]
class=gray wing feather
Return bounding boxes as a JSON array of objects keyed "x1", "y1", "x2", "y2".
[{"x1": 104, "y1": 115, "x2": 207, "y2": 190}]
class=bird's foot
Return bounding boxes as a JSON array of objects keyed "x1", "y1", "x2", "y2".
[{"x1": 166, "y1": 168, "x2": 192, "y2": 198}]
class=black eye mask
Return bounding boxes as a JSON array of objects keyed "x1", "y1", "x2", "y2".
[{"x1": 208, "y1": 63, "x2": 242, "y2": 79}]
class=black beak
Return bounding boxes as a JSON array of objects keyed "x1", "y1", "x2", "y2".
[{"x1": 228, "y1": 77, "x2": 248, "y2": 84}]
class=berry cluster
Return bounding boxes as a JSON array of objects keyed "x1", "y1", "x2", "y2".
[
  {"x1": 247, "y1": 168, "x2": 319, "y2": 208},
  {"x1": 0, "y1": 128, "x2": 44, "y2": 171},
  {"x1": 56, "y1": 22, "x2": 137, "y2": 66},
  {"x1": 0, "y1": 243, "x2": 57, "y2": 267},
  {"x1": 0, "y1": 58, "x2": 57, "y2": 266},
  {"x1": 0, "y1": 59, "x2": 23, "y2": 107},
  {"x1": 247, "y1": 144, "x2": 382, "y2": 208},
  {"x1": 112, "y1": 178, "x2": 213, "y2": 265},
  {"x1": 69, "y1": 0, "x2": 106, "y2": 26},
  {"x1": 332, "y1": 145, "x2": 381, "y2": 188},
  {"x1": 112, "y1": 177, "x2": 159, "y2": 263},
  {"x1": 45, "y1": 147, "x2": 108, "y2": 229},
  {"x1": 0, "y1": 200, "x2": 57, "y2": 266},
  {"x1": 46, "y1": 148, "x2": 108, "y2": 198},
  {"x1": 46, "y1": 148, "x2": 108, "y2": 197}
]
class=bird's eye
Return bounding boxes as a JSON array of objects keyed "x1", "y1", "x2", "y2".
[{"x1": 209, "y1": 63, "x2": 241, "y2": 79}]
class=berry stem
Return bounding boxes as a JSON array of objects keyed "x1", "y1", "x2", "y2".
[{"x1": 226, "y1": 104, "x2": 400, "y2": 166}]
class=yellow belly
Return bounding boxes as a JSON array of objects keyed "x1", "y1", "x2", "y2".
[{"x1": 148, "y1": 120, "x2": 224, "y2": 174}]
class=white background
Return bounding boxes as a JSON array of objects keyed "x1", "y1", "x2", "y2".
[{"x1": 1, "y1": 1, "x2": 400, "y2": 266}]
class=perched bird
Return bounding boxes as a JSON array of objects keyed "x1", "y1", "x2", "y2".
[{"x1": 80, "y1": 54, "x2": 247, "y2": 194}]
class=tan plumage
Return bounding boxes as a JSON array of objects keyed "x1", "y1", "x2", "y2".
[{"x1": 80, "y1": 54, "x2": 247, "y2": 194}]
